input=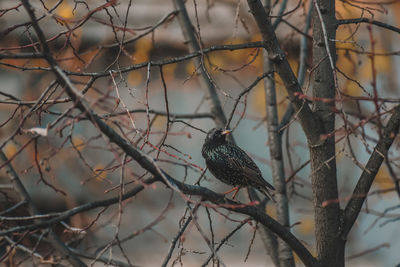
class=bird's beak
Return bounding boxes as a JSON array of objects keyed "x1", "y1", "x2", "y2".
[{"x1": 222, "y1": 129, "x2": 232, "y2": 135}]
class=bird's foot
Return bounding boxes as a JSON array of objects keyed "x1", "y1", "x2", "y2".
[{"x1": 223, "y1": 186, "x2": 241, "y2": 199}]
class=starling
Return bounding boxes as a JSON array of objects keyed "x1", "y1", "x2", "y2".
[{"x1": 202, "y1": 128, "x2": 275, "y2": 201}]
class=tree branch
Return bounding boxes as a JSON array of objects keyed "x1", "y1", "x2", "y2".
[
  {"x1": 278, "y1": 0, "x2": 313, "y2": 133},
  {"x1": 310, "y1": 1, "x2": 342, "y2": 266},
  {"x1": 19, "y1": 0, "x2": 318, "y2": 265},
  {"x1": 0, "y1": 149, "x2": 85, "y2": 267},
  {"x1": 167, "y1": 176, "x2": 319, "y2": 267},
  {"x1": 264, "y1": 37, "x2": 294, "y2": 267},
  {"x1": 0, "y1": 177, "x2": 157, "y2": 236},
  {"x1": 342, "y1": 104, "x2": 400, "y2": 237},
  {"x1": 246, "y1": 0, "x2": 323, "y2": 146},
  {"x1": 174, "y1": 0, "x2": 229, "y2": 127},
  {"x1": 337, "y1": 18, "x2": 400, "y2": 34},
  {"x1": 0, "y1": 52, "x2": 43, "y2": 59},
  {"x1": 0, "y1": 42, "x2": 263, "y2": 77},
  {"x1": 0, "y1": 173, "x2": 318, "y2": 266}
]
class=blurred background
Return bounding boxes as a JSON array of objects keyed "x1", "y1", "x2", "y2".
[{"x1": 1, "y1": 0, "x2": 400, "y2": 266}]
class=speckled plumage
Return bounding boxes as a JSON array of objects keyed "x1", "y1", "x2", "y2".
[{"x1": 202, "y1": 128, "x2": 275, "y2": 200}]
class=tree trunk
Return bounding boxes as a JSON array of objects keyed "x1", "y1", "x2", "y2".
[
  {"x1": 264, "y1": 57, "x2": 295, "y2": 267},
  {"x1": 311, "y1": 1, "x2": 344, "y2": 266}
]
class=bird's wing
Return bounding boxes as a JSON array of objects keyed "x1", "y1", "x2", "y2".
[{"x1": 226, "y1": 144, "x2": 275, "y2": 191}]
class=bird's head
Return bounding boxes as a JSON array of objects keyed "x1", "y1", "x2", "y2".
[{"x1": 204, "y1": 128, "x2": 231, "y2": 145}]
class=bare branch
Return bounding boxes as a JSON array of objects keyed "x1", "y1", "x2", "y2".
[
  {"x1": 343, "y1": 104, "x2": 400, "y2": 237},
  {"x1": 337, "y1": 18, "x2": 400, "y2": 34},
  {"x1": 246, "y1": 0, "x2": 324, "y2": 146}
]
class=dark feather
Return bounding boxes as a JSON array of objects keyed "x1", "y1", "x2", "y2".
[{"x1": 202, "y1": 128, "x2": 275, "y2": 201}]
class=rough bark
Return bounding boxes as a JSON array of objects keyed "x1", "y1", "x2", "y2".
[
  {"x1": 246, "y1": 0, "x2": 345, "y2": 266},
  {"x1": 264, "y1": 57, "x2": 294, "y2": 267},
  {"x1": 311, "y1": 1, "x2": 343, "y2": 266},
  {"x1": 263, "y1": 0, "x2": 295, "y2": 265}
]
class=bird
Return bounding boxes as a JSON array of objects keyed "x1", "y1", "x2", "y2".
[{"x1": 202, "y1": 128, "x2": 275, "y2": 201}]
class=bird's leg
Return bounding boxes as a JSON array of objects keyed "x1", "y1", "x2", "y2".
[
  {"x1": 223, "y1": 186, "x2": 241, "y2": 199},
  {"x1": 232, "y1": 187, "x2": 241, "y2": 199}
]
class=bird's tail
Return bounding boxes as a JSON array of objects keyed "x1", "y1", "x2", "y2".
[{"x1": 258, "y1": 186, "x2": 276, "y2": 203}]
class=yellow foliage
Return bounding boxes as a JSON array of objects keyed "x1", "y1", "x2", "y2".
[
  {"x1": 94, "y1": 165, "x2": 107, "y2": 181},
  {"x1": 80, "y1": 49, "x2": 101, "y2": 65},
  {"x1": 71, "y1": 137, "x2": 85, "y2": 151},
  {"x1": 287, "y1": 57, "x2": 299, "y2": 77},
  {"x1": 293, "y1": 253, "x2": 300, "y2": 264},
  {"x1": 336, "y1": 0, "x2": 362, "y2": 19},
  {"x1": 57, "y1": 1, "x2": 74, "y2": 19},
  {"x1": 133, "y1": 38, "x2": 152, "y2": 64},
  {"x1": 265, "y1": 202, "x2": 277, "y2": 219},
  {"x1": 186, "y1": 61, "x2": 196, "y2": 75},
  {"x1": 250, "y1": 50, "x2": 263, "y2": 69},
  {"x1": 57, "y1": 45, "x2": 85, "y2": 71},
  {"x1": 133, "y1": 52, "x2": 149, "y2": 64},
  {"x1": 336, "y1": 33, "x2": 391, "y2": 95},
  {"x1": 248, "y1": 35, "x2": 263, "y2": 69},
  {"x1": 374, "y1": 165, "x2": 393, "y2": 191},
  {"x1": 209, "y1": 38, "x2": 253, "y2": 69},
  {"x1": 336, "y1": 44, "x2": 362, "y2": 96},
  {"x1": 359, "y1": 53, "x2": 391, "y2": 81},
  {"x1": 293, "y1": 216, "x2": 316, "y2": 263},
  {"x1": 152, "y1": 116, "x2": 167, "y2": 129},
  {"x1": 162, "y1": 63, "x2": 176, "y2": 83},
  {"x1": 297, "y1": 216, "x2": 315, "y2": 236},
  {"x1": 227, "y1": 48, "x2": 249, "y2": 63},
  {"x1": 342, "y1": 79, "x2": 362, "y2": 96},
  {"x1": 336, "y1": 49, "x2": 357, "y2": 76},
  {"x1": 250, "y1": 33, "x2": 261, "y2": 42},
  {"x1": 25, "y1": 59, "x2": 50, "y2": 69},
  {"x1": 209, "y1": 53, "x2": 226, "y2": 72},
  {"x1": 4, "y1": 143, "x2": 17, "y2": 158},
  {"x1": 128, "y1": 71, "x2": 143, "y2": 86},
  {"x1": 135, "y1": 37, "x2": 153, "y2": 53}
]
